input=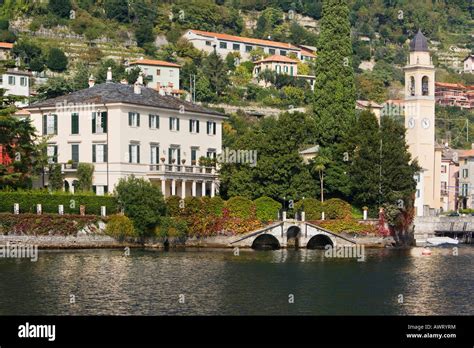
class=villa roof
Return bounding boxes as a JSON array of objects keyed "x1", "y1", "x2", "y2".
[
  {"x1": 129, "y1": 59, "x2": 181, "y2": 68},
  {"x1": 0, "y1": 42, "x2": 13, "y2": 49},
  {"x1": 255, "y1": 55, "x2": 298, "y2": 64},
  {"x1": 410, "y1": 29, "x2": 429, "y2": 52},
  {"x1": 188, "y1": 29, "x2": 300, "y2": 50},
  {"x1": 463, "y1": 54, "x2": 474, "y2": 62},
  {"x1": 26, "y1": 82, "x2": 225, "y2": 117}
]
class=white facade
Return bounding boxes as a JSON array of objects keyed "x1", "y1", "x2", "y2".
[
  {"x1": 26, "y1": 83, "x2": 225, "y2": 197},
  {"x1": 183, "y1": 29, "x2": 305, "y2": 62},
  {"x1": 126, "y1": 59, "x2": 181, "y2": 94},
  {"x1": 0, "y1": 70, "x2": 30, "y2": 98},
  {"x1": 463, "y1": 55, "x2": 474, "y2": 73}
]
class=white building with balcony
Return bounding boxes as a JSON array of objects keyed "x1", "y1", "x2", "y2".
[{"x1": 25, "y1": 71, "x2": 225, "y2": 197}]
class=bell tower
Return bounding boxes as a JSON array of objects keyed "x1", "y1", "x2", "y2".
[{"x1": 404, "y1": 29, "x2": 441, "y2": 216}]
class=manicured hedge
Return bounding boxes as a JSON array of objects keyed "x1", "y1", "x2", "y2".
[
  {"x1": 324, "y1": 198, "x2": 352, "y2": 219},
  {"x1": 0, "y1": 191, "x2": 118, "y2": 216},
  {"x1": 204, "y1": 196, "x2": 225, "y2": 217},
  {"x1": 295, "y1": 198, "x2": 322, "y2": 220},
  {"x1": 225, "y1": 196, "x2": 255, "y2": 219},
  {"x1": 254, "y1": 196, "x2": 281, "y2": 222}
]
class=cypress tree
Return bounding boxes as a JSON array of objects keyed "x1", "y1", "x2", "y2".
[
  {"x1": 349, "y1": 110, "x2": 382, "y2": 209},
  {"x1": 380, "y1": 116, "x2": 419, "y2": 207},
  {"x1": 313, "y1": 0, "x2": 355, "y2": 146}
]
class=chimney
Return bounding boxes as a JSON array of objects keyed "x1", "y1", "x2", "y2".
[
  {"x1": 137, "y1": 72, "x2": 144, "y2": 85},
  {"x1": 106, "y1": 67, "x2": 113, "y2": 83},
  {"x1": 134, "y1": 75, "x2": 142, "y2": 95},
  {"x1": 88, "y1": 74, "x2": 95, "y2": 88}
]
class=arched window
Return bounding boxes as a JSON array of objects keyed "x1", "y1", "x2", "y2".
[
  {"x1": 410, "y1": 76, "x2": 415, "y2": 96},
  {"x1": 422, "y1": 76, "x2": 429, "y2": 96}
]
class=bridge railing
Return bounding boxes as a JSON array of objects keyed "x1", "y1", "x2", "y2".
[
  {"x1": 230, "y1": 221, "x2": 284, "y2": 244},
  {"x1": 304, "y1": 222, "x2": 356, "y2": 244}
]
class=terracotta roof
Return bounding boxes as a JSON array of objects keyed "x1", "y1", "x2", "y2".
[
  {"x1": 436, "y1": 82, "x2": 465, "y2": 89},
  {"x1": 255, "y1": 55, "x2": 298, "y2": 64},
  {"x1": 458, "y1": 149, "x2": 474, "y2": 158},
  {"x1": 129, "y1": 59, "x2": 181, "y2": 68},
  {"x1": 300, "y1": 47, "x2": 316, "y2": 58},
  {"x1": 356, "y1": 100, "x2": 383, "y2": 108},
  {"x1": 0, "y1": 42, "x2": 13, "y2": 49},
  {"x1": 188, "y1": 29, "x2": 299, "y2": 50}
]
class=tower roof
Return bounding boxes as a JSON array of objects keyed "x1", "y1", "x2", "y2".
[{"x1": 410, "y1": 29, "x2": 429, "y2": 52}]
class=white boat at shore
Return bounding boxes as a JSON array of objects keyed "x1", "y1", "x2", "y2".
[{"x1": 426, "y1": 237, "x2": 459, "y2": 246}]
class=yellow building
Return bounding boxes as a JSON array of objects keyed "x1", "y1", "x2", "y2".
[{"x1": 404, "y1": 30, "x2": 442, "y2": 216}]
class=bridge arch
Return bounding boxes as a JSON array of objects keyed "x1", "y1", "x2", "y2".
[
  {"x1": 286, "y1": 225, "x2": 301, "y2": 248},
  {"x1": 307, "y1": 234, "x2": 334, "y2": 250},
  {"x1": 252, "y1": 234, "x2": 280, "y2": 250}
]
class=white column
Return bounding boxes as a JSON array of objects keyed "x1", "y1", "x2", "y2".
[
  {"x1": 161, "y1": 179, "x2": 166, "y2": 195},
  {"x1": 201, "y1": 181, "x2": 206, "y2": 196},
  {"x1": 211, "y1": 181, "x2": 215, "y2": 197},
  {"x1": 181, "y1": 180, "x2": 186, "y2": 199},
  {"x1": 192, "y1": 181, "x2": 197, "y2": 197},
  {"x1": 171, "y1": 179, "x2": 176, "y2": 196}
]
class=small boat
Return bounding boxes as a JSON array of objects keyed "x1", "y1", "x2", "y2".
[{"x1": 426, "y1": 237, "x2": 459, "y2": 246}]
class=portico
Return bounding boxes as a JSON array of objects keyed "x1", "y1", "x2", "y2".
[{"x1": 150, "y1": 163, "x2": 218, "y2": 198}]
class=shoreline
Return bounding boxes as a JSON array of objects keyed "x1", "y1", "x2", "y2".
[{"x1": 0, "y1": 234, "x2": 396, "y2": 250}]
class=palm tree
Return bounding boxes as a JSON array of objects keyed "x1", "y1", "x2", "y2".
[{"x1": 312, "y1": 154, "x2": 330, "y2": 203}]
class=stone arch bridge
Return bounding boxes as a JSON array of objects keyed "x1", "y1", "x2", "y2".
[{"x1": 230, "y1": 220, "x2": 356, "y2": 250}]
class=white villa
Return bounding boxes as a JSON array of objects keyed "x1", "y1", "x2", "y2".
[
  {"x1": 0, "y1": 68, "x2": 31, "y2": 106},
  {"x1": 183, "y1": 29, "x2": 316, "y2": 62},
  {"x1": 126, "y1": 58, "x2": 183, "y2": 97},
  {"x1": 25, "y1": 70, "x2": 225, "y2": 198},
  {"x1": 463, "y1": 54, "x2": 474, "y2": 74}
]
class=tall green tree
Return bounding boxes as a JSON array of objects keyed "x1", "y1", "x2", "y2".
[
  {"x1": 313, "y1": 0, "x2": 355, "y2": 146},
  {"x1": 349, "y1": 110, "x2": 382, "y2": 209},
  {"x1": 76, "y1": 163, "x2": 94, "y2": 192},
  {"x1": 202, "y1": 51, "x2": 228, "y2": 97},
  {"x1": 380, "y1": 116, "x2": 419, "y2": 207},
  {"x1": 48, "y1": 163, "x2": 64, "y2": 191}
]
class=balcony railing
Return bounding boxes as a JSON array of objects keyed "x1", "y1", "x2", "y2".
[{"x1": 149, "y1": 164, "x2": 216, "y2": 175}]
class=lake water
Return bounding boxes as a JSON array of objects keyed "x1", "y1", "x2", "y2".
[{"x1": 0, "y1": 246, "x2": 472, "y2": 315}]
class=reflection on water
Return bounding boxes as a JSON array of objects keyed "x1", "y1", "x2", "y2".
[{"x1": 0, "y1": 246, "x2": 472, "y2": 315}]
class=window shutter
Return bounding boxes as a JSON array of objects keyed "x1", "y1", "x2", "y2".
[
  {"x1": 53, "y1": 145, "x2": 58, "y2": 163},
  {"x1": 189, "y1": 119, "x2": 192, "y2": 132},
  {"x1": 104, "y1": 145, "x2": 108, "y2": 162},
  {"x1": 169, "y1": 117, "x2": 172, "y2": 130},
  {"x1": 137, "y1": 145, "x2": 140, "y2": 163},
  {"x1": 137, "y1": 113, "x2": 140, "y2": 127},
  {"x1": 43, "y1": 114, "x2": 47, "y2": 135},
  {"x1": 128, "y1": 112, "x2": 132, "y2": 126},
  {"x1": 149, "y1": 115, "x2": 152, "y2": 128},
  {"x1": 206, "y1": 121, "x2": 210, "y2": 134},
  {"x1": 168, "y1": 148, "x2": 172, "y2": 164},
  {"x1": 157, "y1": 115, "x2": 160, "y2": 129},
  {"x1": 213, "y1": 122, "x2": 216, "y2": 135},
  {"x1": 102, "y1": 112, "x2": 107, "y2": 133},
  {"x1": 197, "y1": 120, "x2": 200, "y2": 133},
  {"x1": 128, "y1": 145, "x2": 132, "y2": 163},
  {"x1": 92, "y1": 145, "x2": 96, "y2": 163},
  {"x1": 92, "y1": 113, "x2": 96, "y2": 133},
  {"x1": 177, "y1": 118, "x2": 180, "y2": 131},
  {"x1": 177, "y1": 149, "x2": 181, "y2": 164},
  {"x1": 53, "y1": 115, "x2": 58, "y2": 134}
]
